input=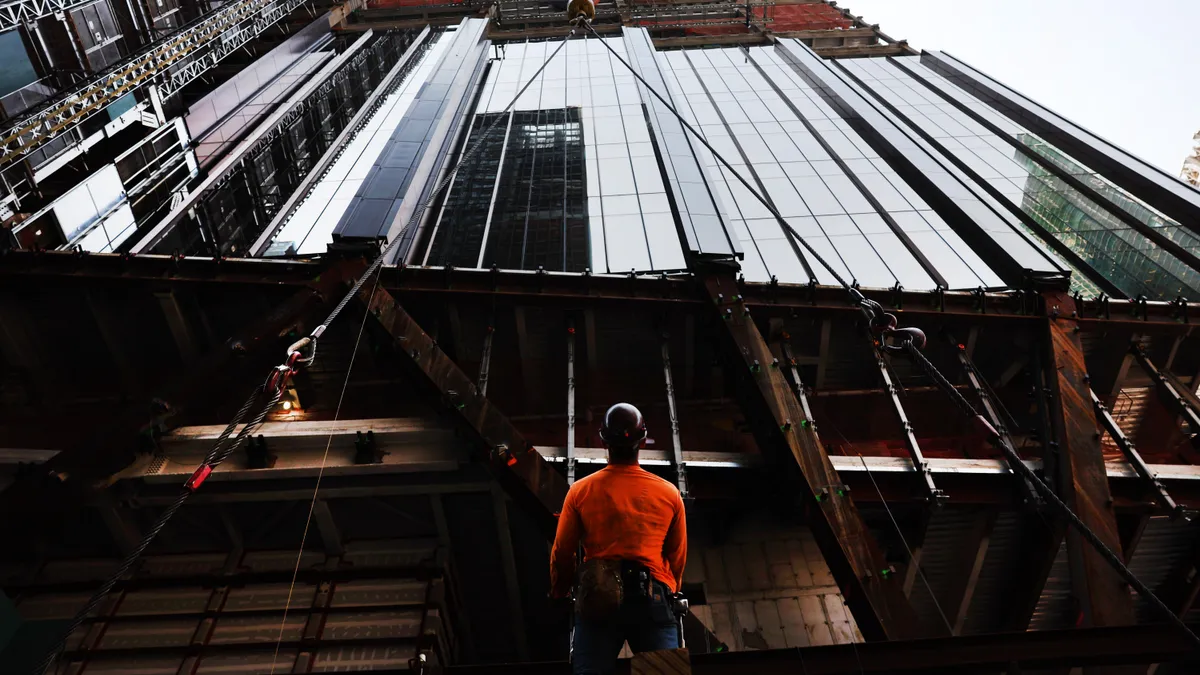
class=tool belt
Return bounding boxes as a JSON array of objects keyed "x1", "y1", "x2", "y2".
[{"x1": 575, "y1": 560, "x2": 659, "y2": 622}]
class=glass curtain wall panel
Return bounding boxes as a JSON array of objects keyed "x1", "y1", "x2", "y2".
[
  {"x1": 333, "y1": 19, "x2": 491, "y2": 253},
  {"x1": 623, "y1": 28, "x2": 741, "y2": 263},
  {"x1": 922, "y1": 51, "x2": 1200, "y2": 234},
  {"x1": 842, "y1": 56, "x2": 1200, "y2": 301},
  {"x1": 420, "y1": 36, "x2": 687, "y2": 273},
  {"x1": 268, "y1": 32, "x2": 451, "y2": 256},
  {"x1": 770, "y1": 39, "x2": 1067, "y2": 290},
  {"x1": 425, "y1": 109, "x2": 588, "y2": 272}
]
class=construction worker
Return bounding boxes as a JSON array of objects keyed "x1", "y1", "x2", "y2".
[{"x1": 550, "y1": 403, "x2": 688, "y2": 675}]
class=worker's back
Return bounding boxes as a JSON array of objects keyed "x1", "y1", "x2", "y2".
[{"x1": 555, "y1": 464, "x2": 685, "y2": 593}]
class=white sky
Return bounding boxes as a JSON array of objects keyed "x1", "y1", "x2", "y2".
[{"x1": 842, "y1": 0, "x2": 1199, "y2": 175}]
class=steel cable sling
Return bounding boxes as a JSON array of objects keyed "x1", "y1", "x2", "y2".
[
  {"x1": 578, "y1": 20, "x2": 1200, "y2": 651},
  {"x1": 32, "y1": 27, "x2": 580, "y2": 674}
]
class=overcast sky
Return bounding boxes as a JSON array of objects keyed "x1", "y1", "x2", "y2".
[{"x1": 843, "y1": 0, "x2": 1199, "y2": 176}]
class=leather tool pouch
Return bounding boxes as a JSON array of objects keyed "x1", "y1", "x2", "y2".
[{"x1": 575, "y1": 559, "x2": 624, "y2": 622}]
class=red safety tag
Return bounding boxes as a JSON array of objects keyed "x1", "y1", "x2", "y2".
[
  {"x1": 506, "y1": 455, "x2": 518, "y2": 467},
  {"x1": 185, "y1": 465, "x2": 213, "y2": 491}
]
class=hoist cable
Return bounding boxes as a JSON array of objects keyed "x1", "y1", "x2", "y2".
[
  {"x1": 34, "y1": 27, "x2": 581, "y2": 675},
  {"x1": 905, "y1": 343, "x2": 1200, "y2": 650},
  {"x1": 584, "y1": 20, "x2": 1200, "y2": 651},
  {"x1": 34, "y1": 385, "x2": 282, "y2": 674}
]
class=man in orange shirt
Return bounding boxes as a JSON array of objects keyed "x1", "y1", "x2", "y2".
[{"x1": 550, "y1": 403, "x2": 688, "y2": 674}]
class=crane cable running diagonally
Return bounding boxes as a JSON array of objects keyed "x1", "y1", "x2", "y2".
[
  {"x1": 575, "y1": 19, "x2": 1200, "y2": 651},
  {"x1": 32, "y1": 25, "x2": 582, "y2": 675}
]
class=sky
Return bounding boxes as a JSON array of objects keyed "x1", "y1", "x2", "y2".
[{"x1": 842, "y1": 0, "x2": 1199, "y2": 176}]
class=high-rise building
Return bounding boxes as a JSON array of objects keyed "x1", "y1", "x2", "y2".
[{"x1": 2, "y1": 2, "x2": 1200, "y2": 673}]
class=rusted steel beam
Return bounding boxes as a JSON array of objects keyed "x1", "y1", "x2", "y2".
[
  {"x1": 702, "y1": 273, "x2": 927, "y2": 641},
  {"x1": 357, "y1": 282, "x2": 725, "y2": 651},
  {"x1": 360, "y1": 283, "x2": 566, "y2": 537},
  {"x1": 1043, "y1": 291, "x2": 1137, "y2": 629},
  {"x1": 3, "y1": 251, "x2": 1196, "y2": 331}
]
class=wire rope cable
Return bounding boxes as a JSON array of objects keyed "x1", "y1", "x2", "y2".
[
  {"x1": 267, "y1": 272, "x2": 383, "y2": 674},
  {"x1": 582, "y1": 19, "x2": 1200, "y2": 651},
  {"x1": 32, "y1": 27, "x2": 581, "y2": 674}
]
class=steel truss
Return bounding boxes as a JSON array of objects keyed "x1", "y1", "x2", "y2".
[
  {"x1": 0, "y1": 0, "x2": 94, "y2": 33},
  {"x1": 0, "y1": 0, "x2": 312, "y2": 169}
]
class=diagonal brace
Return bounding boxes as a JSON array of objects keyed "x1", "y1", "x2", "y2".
[{"x1": 356, "y1": 282, "x2": 725, "y2": 651}]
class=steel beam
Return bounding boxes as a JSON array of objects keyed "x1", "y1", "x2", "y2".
[
  {"x1": 1042, "y1": 291, "x2": 1136, "y2": 630},
  {"x1": 702, "y1": 273, "x2": 926, "y2": 641},
  {"x1": 0, "y1": 0, "x2": 314, "y2": 168},
  {"x1": 443, "y1": 623, "x2": 1200, "y2": 675},
  {"x1": 1133, "y1": 345, "x2": 1200, "y2": 435},
  {"x1": 0, "y1": 258, "x2": 368, "y2": 542},
  {"x1": 872, "y1": 342, "x2": 945, "y2": 505},
  {"x1": 661, "y1": 334, "x2": 688, "y2": 498},
  {"x1": 952, "y1": 339, "x2": 1042, "y2": 508},
  {"x1": 4, "y1": 252, "x2": 1196, "y2": 332},
  {"x1": 1092, "y1": 390, "x2": 1184, "y2": 518},
  {"x1": 567, "y1": 318, "x2": 578, "y2": 485},
  {"x1": 478, "y1": 321, "x2": 494, "y2": 396},
  {"x1": 359, "y1": 280, "x2": 725, "y2": 651}
]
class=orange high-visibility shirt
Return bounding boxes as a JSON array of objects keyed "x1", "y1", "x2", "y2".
[{"x1": 549, "y1": 464, "x2": 687, "y2": 598}]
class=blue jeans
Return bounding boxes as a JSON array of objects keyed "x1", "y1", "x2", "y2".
[{"x1": 571, "y1": 580, "x2": 680, "y2": 675}]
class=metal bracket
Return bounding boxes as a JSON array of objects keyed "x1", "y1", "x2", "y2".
[{"x1": 353, "y1": 430, "x2": 386, "y2": 465}]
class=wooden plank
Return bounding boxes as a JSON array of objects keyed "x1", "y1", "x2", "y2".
[
  {"x1": 631, "y1": 648, "x2": 690, "y2": 674},
  {"x1": 1043, "y1": 291, "x2": 1136, "y2": 630}
]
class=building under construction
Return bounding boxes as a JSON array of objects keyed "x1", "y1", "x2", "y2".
[{"x1": 3, "y1": 0, "x2": 1200, "y2": 672}]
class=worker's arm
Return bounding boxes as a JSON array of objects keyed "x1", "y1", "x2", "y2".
[
  {"x1": 664, "y1": 492, "x2": 688, "y2": 593},
  {"x1": 549, "y1": 487, "x2": 582, "y2": 598}
]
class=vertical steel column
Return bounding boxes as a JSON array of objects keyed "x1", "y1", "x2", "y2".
[
  {"x1": 952, "y1": 340, "x2": 1042, "y2": 508},
  {"x1": 661, "y1": 334, "x2": 688, "y2": 499},
  {"x1": 1132, "y1": 345, "x2": 1200, "y2": 433},
  {"x1": 478, "y1": 323, "x2": 494, "y2": 397},
  {"x1": 567, "y1": 318, "x2": 578, "y2": 484},
  {"x1": 874, "y1": 344, "x2": 946, "y2": 505},
  {"x1": 1043, "y1": 291, "x2": 1136, "y2": 630},
  {"x1": 1090, "y1": 390, "x2": 1184, "y2": 518}
]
